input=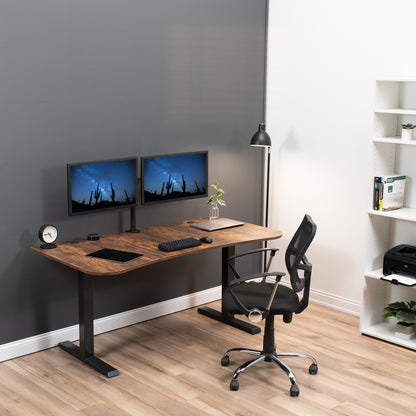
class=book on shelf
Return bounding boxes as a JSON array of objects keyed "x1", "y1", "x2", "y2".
[
  {"x1": 373, "y1": 176, "x2": 382, "y2": 210},
  {"x1": 373, "y1": 174, "x2": 406, "y2": 211}
]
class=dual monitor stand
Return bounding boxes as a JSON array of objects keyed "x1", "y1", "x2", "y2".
[{"x1": 126, "y1": 206, "x2": 140, "y2": 233}]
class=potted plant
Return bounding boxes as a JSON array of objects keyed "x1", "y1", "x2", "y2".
[
  {"x1": 401, "y1": 124, "x2": 416, "y2": 141},
  {"x1": 207, "y1": 182, "x2": 226, "y2": 220},
  {"x1": 383, "y1": 300, "x2": 416, "y2": 340}
]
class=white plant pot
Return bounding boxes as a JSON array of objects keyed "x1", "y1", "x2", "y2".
[
  {"x1": 395, "y1": 322, "x2": 415, "y2": 340},
  {"x1": 401, "y1": 128, "x2": 414, "y2": 141}
]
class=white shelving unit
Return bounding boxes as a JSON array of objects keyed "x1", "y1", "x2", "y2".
[{"x1": 361, "y1": 80, "x2": 416, "y2": 350}]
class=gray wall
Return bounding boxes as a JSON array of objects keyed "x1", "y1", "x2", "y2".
[{"x1": 0, "y1": 0, "x2": 266, "y2": 344}]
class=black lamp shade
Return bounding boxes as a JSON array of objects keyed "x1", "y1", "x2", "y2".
[{"x1": 250, "y1": 122, "x2": 272, "y2": 147}]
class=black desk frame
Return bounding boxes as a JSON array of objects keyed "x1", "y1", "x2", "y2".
[
  {"x1": 57, "y1": 246, "x2": 259, "y2": 378},
  {"x1": 197, "y1": 247, "x2": 261, "y2": 335},
  {"x1": 59, "y1": 272, "x2": 119, "y2": 377}
]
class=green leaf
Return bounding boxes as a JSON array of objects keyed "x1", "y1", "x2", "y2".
[
  {"x1": 387, "y1": 302, "x2": 407, "y2": 310},
  {"x1": 384, "y1": 300, "x2": 416, "y2": 323},
  {"x1": 396, "y1": 310, "x2": 416, "y2": 324},
  {"x1": 217, "y1": 198, "x2": 226, "y2": 206}
]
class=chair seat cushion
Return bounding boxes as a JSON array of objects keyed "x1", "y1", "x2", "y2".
[{"x1": 223, "y1": 281, "x2": 299, "y2": 316}]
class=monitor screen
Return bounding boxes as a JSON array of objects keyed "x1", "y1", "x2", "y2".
[
  {"x1": 67, "y1": 157, "x2": 138, "y2": 215},
  {"x1": 141, "y1": 151, "x2": 208, "y2": 205}
]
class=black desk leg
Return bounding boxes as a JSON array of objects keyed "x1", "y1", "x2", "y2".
[
  {"x1": 198, "y1": 246, "x2": 261, "y2": 335},
  {"x1": 58, "y1": 272, "x2": 119, "y2": 377}
]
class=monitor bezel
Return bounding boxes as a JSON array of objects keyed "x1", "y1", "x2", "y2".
[
  {"x1": 140, "y1": 150, "x2": 208, "y2": 206},
  {"x1": 67, "y1": 156, "x2": 138, "y2": 216}
]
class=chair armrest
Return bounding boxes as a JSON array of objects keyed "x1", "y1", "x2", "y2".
[
  {"x1": 229, "y1": 248, "x2": 279, "y2": 279},
  {"x1": 228, "y1": 272, "x2": 286, "y2": 320},
  {"x1": 229, "y1": 272, "x2": 285, "y2": 287},
  {"x1": 228, "y1": 248, "x2": 279, "y2": 262}
]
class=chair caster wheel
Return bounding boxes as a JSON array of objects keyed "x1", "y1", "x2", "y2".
[
  {"x1": 290, "y1": 385, "x2": 300, "y2": 397},
  {"x1": 230, "y1": 379, "x2": 239, "y2": 391},
  {"x1": 309, "y1": 363, "x2": 318, "y2": 375},
  {"x1": 221, "y1": 356, "x2": 230, "y2": 366}
]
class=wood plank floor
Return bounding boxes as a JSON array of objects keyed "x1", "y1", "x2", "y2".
[{"x1": 1, "y1": 301, "x2": 415, "y2": 415}]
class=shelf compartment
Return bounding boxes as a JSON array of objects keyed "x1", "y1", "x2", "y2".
[
  {"x1": 375, "y1": 108, "x2": 416, "y2": 115},
  {"x1": 361, "y1": 321, "x2": 416, "y2": 349},
  {"x1": 368, "y1": 207, "x2": 416, "y2": 222},
  {"x1": 373, "y1": 137, "x2": 416, "y2": 145},
  {"x1": 364, "y1": 268, "x2": 384, "y2": 279},
  {"x1": 365, "y1": 268, "x2": 416, "y2": 286}
]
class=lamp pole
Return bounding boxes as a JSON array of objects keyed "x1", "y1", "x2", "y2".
[
  {"x1": 250, "y1": 122, "x2": 272, "y2": 271},
  {"x1": 265, "y1": 146, "x2": 271, "y2": 229}
]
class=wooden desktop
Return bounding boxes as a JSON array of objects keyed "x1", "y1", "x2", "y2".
[{"x1": 31, "y1": 218, "x2": 282, "y2": 377}]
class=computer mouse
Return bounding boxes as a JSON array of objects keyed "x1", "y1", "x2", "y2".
[{"x1": 200, "y1": 236, "x2": 213, "y2": 244}]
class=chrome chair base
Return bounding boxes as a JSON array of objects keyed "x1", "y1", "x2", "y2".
[{"x1": 221, "y1": 348, "x2": 318, "y2": 396}]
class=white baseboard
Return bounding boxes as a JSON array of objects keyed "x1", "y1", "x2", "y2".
[
  {"x1": 279, "y1": 277, "x2": 361, "y2": 316},
  {"x1": 0, "y1": 285, "x2": 222, "y2": 363},
  {"x1": 310, "y1": 288, "x2": 361, "y2": 316},
  {"x1": 0, "y1": 284, "x2": 360, "y2": 363}
]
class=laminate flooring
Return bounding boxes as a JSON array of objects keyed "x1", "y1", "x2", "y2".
[{"x1": 0, "y1": 301, "x2": 415, "y2": 415}]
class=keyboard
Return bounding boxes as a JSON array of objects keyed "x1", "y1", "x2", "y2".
[{"x1": 158, "y1": 237, "x2": 202, "y2": 252}]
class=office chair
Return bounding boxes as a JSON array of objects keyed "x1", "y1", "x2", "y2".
[{"x1": 220, "y1": 214, "x2": 317, "y2": 396}]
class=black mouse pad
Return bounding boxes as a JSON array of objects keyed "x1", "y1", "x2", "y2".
[{"x1": 86, "y1": 248, "x2": 143, "y2": 263}]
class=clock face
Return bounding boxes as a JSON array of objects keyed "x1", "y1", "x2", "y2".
[{"x1": 39, "y1": 224, "x2": 58, "y2": 244}]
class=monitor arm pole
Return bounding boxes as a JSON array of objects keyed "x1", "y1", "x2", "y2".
[{"x1": 126, "y1": 206, "x2": 140, "y2": 233}]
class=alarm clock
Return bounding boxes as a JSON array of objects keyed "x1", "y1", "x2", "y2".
[{"x1": 38, "y1": 224, "x2": 58, "y2": 249}]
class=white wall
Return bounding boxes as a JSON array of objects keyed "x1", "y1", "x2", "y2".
[{"x1": 267, "y1": 0, "x2": 416, "y2": 314}]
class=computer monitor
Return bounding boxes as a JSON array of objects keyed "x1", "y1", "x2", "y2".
[
  {"x1": 67, "y1": 157, "x2": 138, "y2": 216},
  {"x1": 141, "y1": 151, "x2": 208, "y2": 205}
]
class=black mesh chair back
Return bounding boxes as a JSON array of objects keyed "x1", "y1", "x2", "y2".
[{"x1": 286, "y1": 214, "x2": 317, "y2": 293}]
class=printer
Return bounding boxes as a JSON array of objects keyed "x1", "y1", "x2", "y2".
[{"x1": 383, "y1": 244, "x2": 416, "y2": 277}]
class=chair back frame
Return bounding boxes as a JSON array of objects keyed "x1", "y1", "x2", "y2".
[{"x1": 285, "y1": 214, "x2": 317, "y2": 293}]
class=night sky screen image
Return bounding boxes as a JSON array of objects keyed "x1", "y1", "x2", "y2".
[
  {"x1": 141, "y1": 151, "x2": 208, "y2": 205},
  {"x1": 68, "y1": 158, "x2": 137, "y2": 215}
]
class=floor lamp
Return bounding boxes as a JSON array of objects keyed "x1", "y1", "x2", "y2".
[
  {"x1": 250, "y1": 1, "x2": 271, "y2": 270},
  {"x1": 250, "y1": 122, "x2": 272, "y2": 271}
]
